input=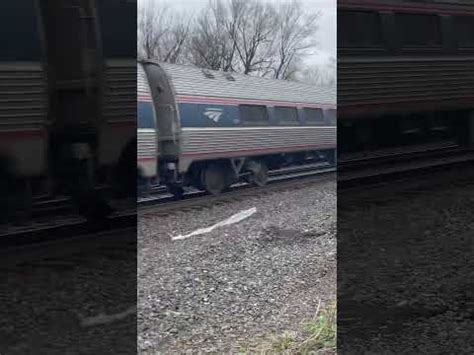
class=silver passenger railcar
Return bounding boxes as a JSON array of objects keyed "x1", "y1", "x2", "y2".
[
  {"x1": 0, "y1": 0, "x2": 136, "y2": 220},
  {"x1": 138, "y1": 60, "x2": 336, "y2": 195}
]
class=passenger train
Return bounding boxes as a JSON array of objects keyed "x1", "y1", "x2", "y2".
[
  {"x1": 0, "y1": 0, "x2": 136, "y2": 221},
  {"x1": 138, "y1": 60, "x2": 336, "y2": 196},
  {"x1": 338, "y1": 0, "x2": 474, "y2": 161}
]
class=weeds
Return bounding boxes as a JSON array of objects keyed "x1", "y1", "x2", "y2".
[
  {"x1": 239, "y1": 300, "x2": 337, "y2": 354},
  {"x1": 299, "y1": 301, "x2": 337, "y2": 353}
]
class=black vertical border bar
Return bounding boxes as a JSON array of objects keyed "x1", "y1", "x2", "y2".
[
  {"x1": 337, "y1": 0, "x2": 474, "y2": 353},
  {"x1": 0, "y1": 0, "x2": 137, "y2": 353}
]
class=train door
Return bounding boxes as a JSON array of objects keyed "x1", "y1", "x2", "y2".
[
  {"x1": 37, "y1": 0, "x2": 117, "y2": 219},
  {"x1": 141, "y1": 62, "x2": 183, "y2": 195},
  {"x1": 95, "y1": 0, "x2": 137, "y2": 197},
  {"x1": 142, "y1": 62, "x2": 181, "y2": 160},
  {"x1": 38, "y1": 0, "x2": 102, "y2": 194}
]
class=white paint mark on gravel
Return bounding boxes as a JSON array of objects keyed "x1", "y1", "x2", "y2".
[
  {"x1": 172, "y1": 207, "x2": 257, "y2": 241},
  {"x1": 78, "y1": 305, "x2": 136, "y2": 327}
]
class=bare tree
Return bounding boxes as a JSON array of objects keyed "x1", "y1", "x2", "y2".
[
  {"x1": 187, "y1": 0, "x2": 235, "y2": 71},
  {"x1": 228, "y1": 0, "x2": 277, "y2": 75},
  {"x1": 191, "y1": 0, "x2": 320, "y2": 78},
  {"x1": 137, "y1": 0, "x2": 192, "y2": 63},
  {"x1": 160, "y1": 15, "x2": 192, "y2": 64},
  {"x1": 272, "y1": 1, "x2": 320, "y2": 79},
  {"x1": 137, "y1": 0, "x2": 164, "y2": 60},
  {"x1": 298, "y1": 57, "x2": 336, "y2": 87},
  {"x1": 138, "y1": 0, "x2": 323, "y2": 81},
  {"x1": 185, "y1": 0, "x2": 277, "y2": 75}
]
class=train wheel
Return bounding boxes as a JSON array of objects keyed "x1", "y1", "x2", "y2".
[
  {"x1": 251, "y1": 161, "x2": 268, "y2": 187},
  {"x1": 0, "y1": 157, "x2": 32, "y2": 224},
  {"x1": 327, "y1": 150, "x2": 337, "y2": 166},
  {"x1": 137, "y1": 171, "x2": 149, "y2": 198},
  {"x1": 15, "y1": 179, "x2": 33, "y2": 224},
  {"x1": 202, "y1": 163, "x2": 227, "y2": 195},
  {"x1": 0, "y1": 157, "x2": 14, "y2": 224},
  {"x1": 168, "y1": 185, "x2": 184, "y2": 199},
  {"x1": 116, "y1": 138, "x2": 137, "y2": 199},
  {"x1": 74, "y1": 189, "x2": 113, "y2": 222}
]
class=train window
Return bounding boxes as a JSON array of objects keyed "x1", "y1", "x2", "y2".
[
  {"x1": 239, "y1": 105, "x2": 269, "y2": 125},
  {"x1": 138, "y1": 104, "x2": 155, "y2": 129},
  {"x1": 274, "y1": 106, "x2": 298, "y2": 124},
  {"x1": 396, "y1": 13, "x2": 442, "y2": 47},
  {"x1": 454, "y1": 16, "x2": 474, "y2": 48},
  {"x1": 96, "y1": 0, "x2": 136, "y2": 57},
  {"x1": 338, "y1": 10, "x2": 383, "y2": 48},
  {"x1": 1, "y1": 1, "x2": 42, "y2": 60},
  {"x1": 304, "y1": 108, "x2": 324, "y2": 124},
  {"x1": 324, "y1": 109, "x2": 337, "y2": 126}
]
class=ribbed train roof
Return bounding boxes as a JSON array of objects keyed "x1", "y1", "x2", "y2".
[
  {"x1": 137, "y1": 63, "x2": 150, "y2": 98},
  {"x1": 159, "y1": 62, "x2": 336, "y2": 106},
  {"x1": 403, "y1": 0, "x2": 474, "y2": 4}
]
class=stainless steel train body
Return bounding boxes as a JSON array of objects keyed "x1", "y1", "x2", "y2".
[
  {"x1": 338, "y1": 0, "x2": 474, "y2": 158},
  {"x1": 138, "y1": 64, "x2": 158, "y2": 180},
  {"x1": 138, "y1": 60, "x2": 336, "y2": 194},
  {"x1": 1, "y1": 0, "x2": 135, "y2": 218}
]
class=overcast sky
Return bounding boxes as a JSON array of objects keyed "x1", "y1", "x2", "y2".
[{"x1": 150, "y1": 0, "x2": 336, "y2": 67}]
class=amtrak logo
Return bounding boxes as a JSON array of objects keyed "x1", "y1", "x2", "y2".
[{"x1": 203, "y1": 108, "x2": 223, "y2": 123}]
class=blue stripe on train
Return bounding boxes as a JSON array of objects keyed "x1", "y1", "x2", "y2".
[
  {"x1": 139, "y1": 102, "x2": 240, "y2": 128},
  {"x1": 139, "y1": 101, "x2": 337, "y2": 128},
  {"x1": 138, "y1": 101, "x2": 155, "y2": 129},
  {"x1": 178, "y1": 103, "x2": 336, "y2": 127},
  {"x1": 178, "y1": 103, "x2": 240, "y2": 128}
]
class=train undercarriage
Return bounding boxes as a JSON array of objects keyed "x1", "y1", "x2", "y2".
[
  {"x1": 138, "y1": 149, "x2": 336, "y2": 197},
  {"x1": 339, "y1": 109, "x2": 473, "y2": 161}
]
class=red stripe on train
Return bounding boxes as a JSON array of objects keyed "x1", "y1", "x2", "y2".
[
  {"x1": 138, "y1": 95, "x2": 152, "y2": 102},
  {"x1": 108, "y1": 121, "x2": 136, "y2": 127},
  {"x1": 138, "y1": 94, "x2": 335, "y2": 109},
  {"x1": 176, "y1": 95, "x2": 335, "y2": 109},
  {"x1": 339, "y1": 0, "x2": 474, "y2": 16},
  {"x1": 137, "y1": 144, "x2": 335, "y2": 162},
  {"x1": 0, "y1": 123, "x2": 135, "y2": 141},
  {"x1": 339, "y1": 97, "x2": 474, "y2": 117},
  {"x1": 0, "y1": 130, "x2": 45, "y2": 139},
  {"x1": 181, "y1": 144, "x2": 336, "y2": 158}
]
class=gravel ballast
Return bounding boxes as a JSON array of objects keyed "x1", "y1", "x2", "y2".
[
  {"x1": 138, "y1": 179, "x2": 336, "y2": 353},
  {"x1": 0, "y1": 234, "x2": 137, "y2": 354},
  {"x1": 338, "y1": 171, "x2": 474, "y2": 353}
]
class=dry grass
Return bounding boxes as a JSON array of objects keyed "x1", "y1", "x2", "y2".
[{"x1": 239, "y1": 301, "x2": 337, "y2": 354}]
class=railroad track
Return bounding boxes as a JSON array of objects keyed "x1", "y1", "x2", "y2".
[
  {"x1": 139, "y1": 162, "x2": 334, "y2": 201},
  {"x1": 338, "y1": 141, "x2": 460, "y2": 166},
  {"x1": 5, "y1": 148, "x2": 468, "y2": 251},
  {"x1": 0, "y1": 164, "x2": 335, "y2": 248},
  {"x1": 139, "y1": 165, "x2": 336, "y2": 216},
  {"x1": 0, "y1": 212, "x2": 136, "y2": 252},
  {"x1": 338, "y1": 146, "x2": 474, "y2": 188}
]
